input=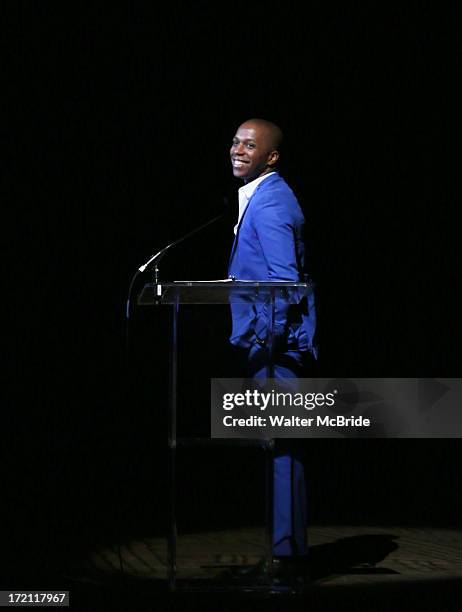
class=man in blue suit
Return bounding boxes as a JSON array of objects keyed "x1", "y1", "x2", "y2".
[{"x1": 228, "y1": 118, "x2": 317, "y2": 563}]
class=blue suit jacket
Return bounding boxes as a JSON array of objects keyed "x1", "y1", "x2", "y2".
[{"x1": 228, "y1": 173, "x2": 317, "y2": 356}]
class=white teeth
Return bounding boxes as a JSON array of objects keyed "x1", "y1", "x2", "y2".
[{"x1": 233, "y1": 160, "x2": 246, "y2": 167}]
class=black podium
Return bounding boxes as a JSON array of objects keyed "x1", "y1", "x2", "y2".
[{"x1": 138, "y1": 280, "x2": 312, "y2": 593}]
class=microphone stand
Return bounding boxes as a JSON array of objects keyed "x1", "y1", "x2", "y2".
[{"x1": 126, "y1": 211, "x2": 225, "y2": 320}]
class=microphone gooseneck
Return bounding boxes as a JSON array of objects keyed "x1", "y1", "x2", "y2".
[{"x1": 126, "y1": 209, "x2": 226, "y2": 320}]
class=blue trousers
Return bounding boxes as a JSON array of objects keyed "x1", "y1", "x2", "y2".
[{"x1": 247, "y1": 347, "x2": 309, "y2": 557}]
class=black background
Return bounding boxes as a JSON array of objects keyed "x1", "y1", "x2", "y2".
[{"x1": 4, "y1": 1, "x2": 460, "y2": 587}]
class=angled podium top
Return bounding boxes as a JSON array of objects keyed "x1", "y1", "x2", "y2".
[{"x1": 137, "y1": 280, "x2": 313, "y2": 305}]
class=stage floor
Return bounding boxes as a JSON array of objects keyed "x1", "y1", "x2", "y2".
[{"x1": 67, "y1": 524, "x2": 462, "y2": 594}]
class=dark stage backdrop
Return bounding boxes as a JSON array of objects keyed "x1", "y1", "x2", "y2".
[{"x1": 4, "y1": 3, "x2": 459, "y2": 583}]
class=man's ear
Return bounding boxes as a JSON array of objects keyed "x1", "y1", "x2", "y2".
[{"x1": 267, "y1": 150, "x2": 280, "y2": 168}]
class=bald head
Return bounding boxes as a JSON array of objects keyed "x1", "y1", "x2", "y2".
[
  {"x1": 230, "y1": 118, "x2": 284, "y2": 182},
  {"x1": 239, "y1": 118, "x2": 283, "y2": 152}
]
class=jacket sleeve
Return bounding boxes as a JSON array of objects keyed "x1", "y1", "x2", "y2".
[{"x1": 253, "y1": 195, "x2": 301, "y2": 340}]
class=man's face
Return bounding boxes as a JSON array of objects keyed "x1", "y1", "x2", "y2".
[{"x1": 230, "y1": 123, "x2": 278, "y2": 182}]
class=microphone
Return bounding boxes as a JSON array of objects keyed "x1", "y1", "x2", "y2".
[
  {"x1": 126, "y1": 201, "x2": 227, "y2": 320},
  {"x1": 138, "y1": 209, "x2": 225, "y2": 273},
  {"x1": 138, "y1": 244, "x2": 171, "y2": 273}
]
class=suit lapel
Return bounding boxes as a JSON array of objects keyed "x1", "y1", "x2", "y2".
[
  {"x1": 228, "y1": 189, "x2": 257, "y2": 270},
  {"x1": 228, "y1": 174, "x2": 280, "y2": 272}
]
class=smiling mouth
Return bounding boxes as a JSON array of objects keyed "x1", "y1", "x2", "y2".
[{"x1": 232, "y1": 159, "x2": 249, "y2": 167}]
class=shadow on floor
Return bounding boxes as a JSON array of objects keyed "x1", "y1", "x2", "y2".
[{"x1": 307, "y1": 533, "x2": 400, "y2": 580}]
